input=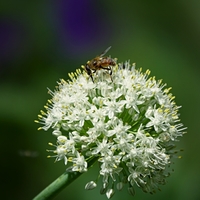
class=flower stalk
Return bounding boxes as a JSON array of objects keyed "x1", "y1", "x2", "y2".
[{"x1": 33, "y1": 157, "x2": 98, "y2": 200}]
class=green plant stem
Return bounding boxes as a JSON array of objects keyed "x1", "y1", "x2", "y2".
[{"x1": 33, "y1": 157, "x2": 98, "y2": 200}]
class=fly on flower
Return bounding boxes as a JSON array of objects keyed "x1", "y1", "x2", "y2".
[
  {"x1": 82, "y1": 46, "x2": 116, "y2": 82},
  {"x1": 36, "y1": 50, "x2": 186, "y2": 199}
]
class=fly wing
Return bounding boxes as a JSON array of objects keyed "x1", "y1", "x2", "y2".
[{"x1": 100, "y1": 46, "x2": 112, "y2": 57}]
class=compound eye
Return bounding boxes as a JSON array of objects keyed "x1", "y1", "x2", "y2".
[{"x1": 93, "y1": 60, "x2": 97, "y2": 65}]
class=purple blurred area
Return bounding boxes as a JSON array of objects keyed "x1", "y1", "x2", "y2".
[
  {"x1": 0, "y1": 17, "x2": 27, "y2": 71},
  {"x1": 56, "y1": 0, "x2": 112, "y2": 55}
]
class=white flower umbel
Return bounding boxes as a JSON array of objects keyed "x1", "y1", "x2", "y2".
[{"x1": 36, "y1": 61, "x2": 186, "y2": 198}]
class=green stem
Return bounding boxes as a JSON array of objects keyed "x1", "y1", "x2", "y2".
[{"x1": 33, "y1": 157, "x2": 98, "y2": 200}]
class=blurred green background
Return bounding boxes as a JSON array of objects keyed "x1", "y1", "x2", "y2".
[{"x1": 0, "y1": 0, "x2": 199, "y2": 199}]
